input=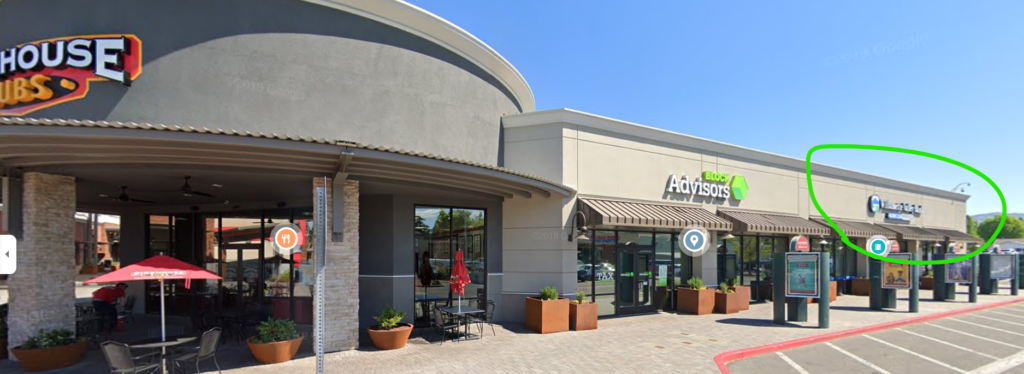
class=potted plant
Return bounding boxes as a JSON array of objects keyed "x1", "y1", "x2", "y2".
[
  {"x1": 726, "y1": 277, "x2": 750, "y2": 311},
  {"x1": 525, "y1": 286, "x2": 569, "y2": 334},
  {"x1": 0, "y1": 303, "x2": 7, "y2": 360},
  {"x1": 10, "y1": 328, "x2": 88, "y2": 371},
  {"x1": 921, "y1": 269, "x2": 934, "y2": 290},
  {"x1": 569, "y1": 292, "x2": 597, "y2": 331},
  {"x1": 367, "y1": 306, "x2": 412, "y2": 350},
  {"x1": 714, "y1": 282, "x2": 742, "y2": 314},
  {"x1": 851, "y1": 277, "x2": 871, "y2": 296},
  {"x1": 677, "y1": 277, "x2": 715, "y2": 315},
  {"x1": 247, "y1": 318, "x2": 304, "y2": 364}
]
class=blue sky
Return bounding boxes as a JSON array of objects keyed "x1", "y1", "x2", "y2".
[{"x1": 410, "y1": 1, "x2": 1022, "y2": 216}]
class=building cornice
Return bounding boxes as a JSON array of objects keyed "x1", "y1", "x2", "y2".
[{"x1": 503, "y1": 108, "x2": 971, "y2": 202}]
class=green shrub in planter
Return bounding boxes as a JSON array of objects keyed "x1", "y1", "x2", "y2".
[
  {"x1": 372, "y1": 306, "x2": 406, "y2": 330},
  {"x1": 22, "y1": 329, "x2": 77, "y2": 349},
  {"x1": 718, "y1": 282, "x2": 732, "y2": 293},
  {"x1": 539, "y1": 286, "x2": 559, "y2": 300},
  {"x1": 686, "y1": 277, "x2": 704, "y2": 290},
  {"x1": 252, "y1": 319, "x2": 300, "y2": 344}
]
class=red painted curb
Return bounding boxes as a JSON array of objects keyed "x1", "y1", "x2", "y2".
[{"x1": 713, "y1": 297, "x2": 1024, "y2": 374}]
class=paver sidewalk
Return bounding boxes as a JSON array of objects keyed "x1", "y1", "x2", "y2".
[{"x1": 225, "y1": 287, "x2": 1024, "y2": 374}]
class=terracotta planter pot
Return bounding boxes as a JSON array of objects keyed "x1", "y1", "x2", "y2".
[
  {"x1": 79, "y1": 265, "x2": 98, "y2": 275},
  {"x1": 677, "y1": 288, "x2": 715, "y2": 315},
  {"x1": 0, "y1": 338, "x2": 7, "y2": 360},
  {"x1": 11, "y1": 339, "x2": 88, "y2": 372},
  {"x1": 851, "y1": 278, "x2": 871, "y2": 296},
  {"x1": 247, "y1": 333, "x2": 304, "y2": 364},
  {"x1": 729, "y1": 286, "x2": 751, "y2": 311},
  {"x1": 524, "y1": 297, "x2": 569, "y2": 334},
  {"x1": 367, "y1": 324, "x2": 413, "y2": 350},
  {"x1": 921, "y1": 276, "x2": 934, "y2": 290},
  {"x1": 714, "y1": 291, "x2": 742, "y2": 314},
  {"x1": 810, "y1": 281, "x2": 838, "y2": 304},
  {"x1": 569, "y1": 302, "x2": 598, "y2": 331}
]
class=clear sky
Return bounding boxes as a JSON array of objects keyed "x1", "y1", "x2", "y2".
[{"x1": 409, "y1": 0, "x2": 1022, "y2": 216}]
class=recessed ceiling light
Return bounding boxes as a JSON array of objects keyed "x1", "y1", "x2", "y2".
[
  {"x1": 211, "y1": 183, "x2": 224, "y2": 188},
  {"x1": 99, "y1": 194, "x2": 110, "y2": 198}
]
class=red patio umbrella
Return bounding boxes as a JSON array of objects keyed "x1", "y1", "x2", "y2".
[
  {"x1": 85, "y1": 255, "x2": 221, "y2": 372},
  {"x1": 450, "y1": 251, "x2": 471, "y2": 312}
]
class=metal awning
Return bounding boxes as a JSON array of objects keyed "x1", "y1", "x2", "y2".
[
  {"x1": 579, "y1": 198, "x2": 732, "y2": 231},
  {"x1": 878, "y1": 224, "x2": 945, "y2": 241},
  {"x1": 718, "y1": 210, "x2": 830, "y2": 236},
  {"x1": 926, "y1": 228, "x2": 982, "y2": 242},
  {"x1": 811, "y1": 218, "x2": 896, "y2": 238}
]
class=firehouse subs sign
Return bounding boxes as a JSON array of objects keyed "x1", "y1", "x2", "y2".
[{"x1": 0, "y1": 34, "x2": 142, "y2": 116}]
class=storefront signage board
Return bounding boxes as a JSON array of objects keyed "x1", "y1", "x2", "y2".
[
  {"x1": 883, "y1": 253, "x2": 913, "y2": 289},
  {"x1": 0, "y1": 34, "x2": 142, "y2": 116},
  {"x1": 785, "y1": 253, "x2": 820, "y2": 298},
  {"x1": 945, "y1": 255, "x2": 972, "y2": 283},
  {"x1": 991, "y1": 255, "x2": 1015, "y2": 280},
  {"x1": 665, "y1": 171, "x2": 747, "y2": 201},
  {"x1": 790, "y1": 235, "x2": 810, "y2": 252}
]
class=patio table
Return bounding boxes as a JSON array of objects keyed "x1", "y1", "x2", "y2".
[
  {"x1": 131, "y1": 336, "x2": 197, "y2": 374},
  {"x1": 438, "y1": 306, "x2": 484, "y2": 341}
]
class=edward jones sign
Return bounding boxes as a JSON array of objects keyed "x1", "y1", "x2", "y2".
[{"x1": 0, "y1": 34, "x2": 142, "y2": 116}]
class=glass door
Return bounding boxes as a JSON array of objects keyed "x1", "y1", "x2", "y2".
[{"x1": 615, "y1": 246, "x2": 656, "y2": 315}]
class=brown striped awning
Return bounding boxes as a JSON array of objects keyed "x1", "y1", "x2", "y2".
[
  {"x1": 926, "y1": 228, "x2": 982, "y2": 242},
  {"x1": 718, "y1": 210, "x2": 830, "y2": 236},
  {"x1": 811, "y1": 218, "x2": 896, "y2": 239},
  {"x1": 878, "y1": 224, "x2": 945, "y2": 241},
  {"x1": 579, "y1": 198, "x2": 733, "y2": 231}
]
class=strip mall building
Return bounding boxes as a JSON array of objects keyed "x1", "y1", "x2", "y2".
[{"x1": 0, "y1": 0, "x2": 978, "y2": 351}]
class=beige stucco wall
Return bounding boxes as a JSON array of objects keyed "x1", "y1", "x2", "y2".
[{"x1": 500, "y1": 109, "x2": 970, "y2": 316}]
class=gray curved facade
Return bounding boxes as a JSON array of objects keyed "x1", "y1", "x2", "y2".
[{"x1": 0, "y1": 0, "x2": 520, "y2": 165}]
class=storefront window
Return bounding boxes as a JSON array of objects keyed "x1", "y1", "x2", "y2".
[
  {"x1": 413, "y1": 206, "x2": 486, "y2": 321},
  {"x1": 618, "y1": 231, "x2": 653, "y2": 246},
  {"x1": 654, "y1": 233, "x2": 673, "y2": 310},
  {"x1": 593, "y1": 230, "x2": 616, "y2": 317}
]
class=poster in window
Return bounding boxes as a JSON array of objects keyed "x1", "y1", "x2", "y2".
[
  {"x1": 785, "y1": 253, "x2": 820, "y2": 298},
  {"x1": 945, "y1": 255, "x2": 972, "y2": 283},
  {"x1": 991, "y1": 255, "x2": 1015, "y2": 280},
  {"x1": 882, "y1": 253, "x2": 912, "y2": 289}
]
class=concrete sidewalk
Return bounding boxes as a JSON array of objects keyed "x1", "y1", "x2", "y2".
[{"x1": 220, "y1": 286, "x2": 1023, "y2": 374}]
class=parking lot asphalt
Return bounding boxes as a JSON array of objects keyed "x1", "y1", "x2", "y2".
[{"x1": 727, "y1": 303, "x2": 1024, "y2": 374}]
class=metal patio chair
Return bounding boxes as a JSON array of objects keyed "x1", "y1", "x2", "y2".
[
  {"x1": 429, "y1": 307, "x2": 459, "y2": 345},
  {"x1": 118, "y1": 295, "x2": 137, "y2": 325},
  {"x1": 100, "y1": 341, "x2": 161, "y2": 374},
  {"x1": 469, "y1": 300, "x2": 496, "y2": 337},
  {"x1": 172, "y1": 327, "x2": 223, "y2": 374}
]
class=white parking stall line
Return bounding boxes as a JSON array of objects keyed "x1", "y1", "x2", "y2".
[
  {"x1": 949, "y1": 318, "x2": 1024, "y2": 337},
  {"x1": 776, "y1": 352, "x2": 811, "y2": 374},
  {"x1": 897, "y1": 328, "x2": 999, "y2": 359},
  {"x1": 925, "y1": 323, "x2": 1024, "y2": 349},
  {"x1": 968, "y1": 349, "x2": 1024, "y2": 374},
  {"x1": 825, "y1": 342, "x2": 893, "y2": 374},
  {"x1": 971, "y1": 314, "x2": 1024, "y2": 328},
  {"x1": 988, "y1": 311, "x2": 1024, "y2": 320},
  {"x1": 863, "y1": 334, "x2": 967, "y2": 373}
]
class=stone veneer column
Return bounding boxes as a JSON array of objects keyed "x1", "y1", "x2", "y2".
[
  {"x1": 8, "y1": 172, "x2": 76, "y2": 353},
  {"x1": 312, "y1": 177, "x2": 359, "y2": 351}
]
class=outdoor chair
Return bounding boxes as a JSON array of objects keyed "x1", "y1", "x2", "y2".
[
  {"x1": 469, "y1": 300, "x2": 496, "y2": 337},
  {"x1": 429, "y1": 307, "x2": 460, "y2": 346},
  {"x1": 172, "y1": 327, "x2": 223, "y2": 374},
  {"x1": 100, "y1": 341, "x2": 161, "y2": 374},
  {"x1": 119, "y1": 295, "x2": 137, "y2": 325}
]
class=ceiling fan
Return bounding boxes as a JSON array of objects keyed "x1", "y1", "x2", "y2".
[
  {"x1": 100, "y1": 186, "x2": 156, "y2": 204},
  {"x1": 178, "y1": 176, "x2": 215, "y2": 198}
]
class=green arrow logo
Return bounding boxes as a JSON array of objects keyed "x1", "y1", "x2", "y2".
[{"x1": 730, "y1": 176, "x2": 748, "y2": 201}]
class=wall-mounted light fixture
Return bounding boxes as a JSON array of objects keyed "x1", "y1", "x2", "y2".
[{"x1": 569, "y1": 211, "x2": 589, "y2": 242}]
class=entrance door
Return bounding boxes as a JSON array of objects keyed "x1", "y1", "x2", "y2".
[
  {"x1": 221, "y1": 243, "x2": 263, "y2": 312},
  {"x1": 616, "y1": 246, "x2": 656, "y2": 315}
]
